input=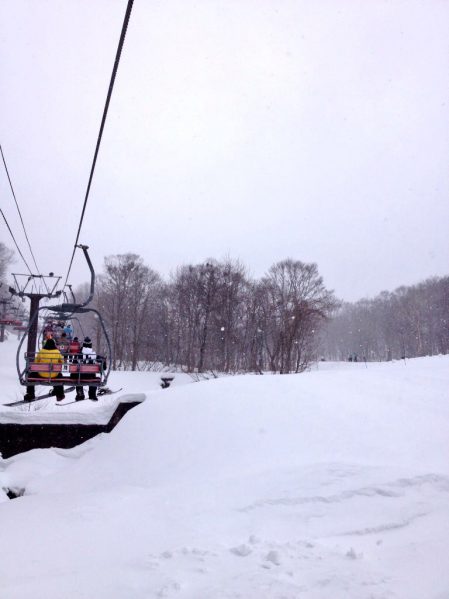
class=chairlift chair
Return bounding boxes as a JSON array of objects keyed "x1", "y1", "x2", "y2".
[{"x1": 16, "y1": 245, "x2": 112, "y2": 395}]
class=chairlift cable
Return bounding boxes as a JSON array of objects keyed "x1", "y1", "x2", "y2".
[
  {"x1": 63, "y1": 0, "x2": 134, "y2": 289},
  {"x1": 0, "y1": 208, "x2": 33, "y2": 276},
  {"x1": 0, "y1": 144, "x2": 49, "y2": 294}
]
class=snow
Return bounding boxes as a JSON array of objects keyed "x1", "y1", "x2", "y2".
[
  {"x1": 1, "y1": 333, "x2": 449, "y2": 598},
  {"x1": 0, "y1": 393, "x2": 147, "y2": 424}
]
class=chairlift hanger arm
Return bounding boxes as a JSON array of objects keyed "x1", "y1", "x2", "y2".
[
  {"x1": 77, "y1": 245, "x2": 95, "y2": 307},
  {"x1": 46, "y1": 244, "x2": 95, "y2": 312},
  {"x1": 66, "y1": 284, "x2": 76, "y2": 303}
]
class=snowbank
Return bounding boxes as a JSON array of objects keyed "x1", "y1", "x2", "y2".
[{"x1": 0, "y1": 336, "x2": 448, "y2": 598}]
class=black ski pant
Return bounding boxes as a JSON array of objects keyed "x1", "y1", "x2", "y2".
[{"x1": 75, "y1": 385, "x2": 97, "y2": 399}]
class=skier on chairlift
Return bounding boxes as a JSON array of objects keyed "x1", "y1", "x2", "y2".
[
  {"x1": 68, "y1": 336, "x2": 81, "y2": 359},
  {"x1": 75, "y1": 337, "x2": 107, "y2": 401},
  {"x1": 34, "y1": 338, "x2": 65, "y2": 401},
  {"x1": 58, "y1": 332, "x2": 70, "y2": 354}
]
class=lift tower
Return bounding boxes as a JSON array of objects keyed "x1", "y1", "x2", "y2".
[{"x1": 9, "y1": 273, "x2": 62, "y2": 400}]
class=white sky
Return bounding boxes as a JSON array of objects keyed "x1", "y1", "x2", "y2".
[{"x1": 1, "y1": 0, "x2": 448, "y2": 301}]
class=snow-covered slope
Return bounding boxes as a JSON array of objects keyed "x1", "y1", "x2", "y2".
[{"x1": 0, "y1": 333, "x2": 448, "y2": 598}]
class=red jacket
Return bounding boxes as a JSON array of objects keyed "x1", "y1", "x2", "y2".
[{"x1": 69, "y1": 340, "x2": 81, "y2": 354}]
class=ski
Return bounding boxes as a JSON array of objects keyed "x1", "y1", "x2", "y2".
[
  {"x1": 56, "y1": 397, "x2": 93, "y2": 406},
  {"x1": 5, "y1": 386, "x2": 76, "y2": 407},
  {"x1": 55, "y1": 388, "x2": 123, "y2": 406},
  {"x1": 97, "y1": 387, "x2": 123, "y2": 396}
]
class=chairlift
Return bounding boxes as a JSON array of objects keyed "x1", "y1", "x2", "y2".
[{"x1": 16, "y1": 245, "x2": 112, "y2": 395}]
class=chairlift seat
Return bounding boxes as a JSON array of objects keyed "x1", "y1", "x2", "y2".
[{"x1": 26, "y1": 362, "x2": 102, "y2": 385}]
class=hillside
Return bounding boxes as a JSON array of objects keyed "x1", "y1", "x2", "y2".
[{"x1": 0, "y1": 335, "x2": 448, "y2": 598}]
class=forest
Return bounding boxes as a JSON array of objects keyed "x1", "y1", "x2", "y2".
[
  {"x1": 73, "y1": 252, "x2": 449, "y2": 373},
  {"x1": 1, "y1": 243, "x2": 447, "y2": 373}
]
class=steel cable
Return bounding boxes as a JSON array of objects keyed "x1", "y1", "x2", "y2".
[
  {"x1": 63, "y1": 0, "x2": 134, "y2": 289},
  {"x1": 0, "y1": 144, "x2": 50, "y2": 293},
  {"x1": 0, "y1": 208, "x2": 33, "y2": 275}
]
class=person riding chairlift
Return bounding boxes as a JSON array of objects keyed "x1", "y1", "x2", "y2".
[
  {"x1": 58, "y1": 332, "x2": 70, "y2": 354},
  {"x1": 68, "y1": 336, "x2": 81, "y2": 358},
  {"x1": 75, "y1": 337, "x2": 106, "y2": 401},
  {"x1": 34, "y1": 338, "x2": 65, "y2": 401}
]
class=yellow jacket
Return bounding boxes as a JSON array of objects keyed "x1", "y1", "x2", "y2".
[{"x1": 35, "y1": 347, "x2": 64, "y2": 379}]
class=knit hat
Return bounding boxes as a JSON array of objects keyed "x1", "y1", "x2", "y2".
[
  {"x1": 83, "y1": 337, "x2": 92, "y2": 348},
  {"x1": 44, "y1": 338, "x2": 57, "y2": 350}
]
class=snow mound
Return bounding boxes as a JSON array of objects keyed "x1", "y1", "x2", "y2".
[{"x1": 0, "y1": 355, "x2": 448, "y2": 598}]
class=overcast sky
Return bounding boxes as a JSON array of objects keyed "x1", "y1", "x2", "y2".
[{"x1": 1, "y1": 0, "x2": 448, "y2": 302}]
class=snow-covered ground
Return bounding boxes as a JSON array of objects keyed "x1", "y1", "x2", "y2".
[{"x1": 1, "y1": 333, "x2": 449, "y2": 598}]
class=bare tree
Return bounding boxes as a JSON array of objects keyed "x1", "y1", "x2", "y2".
[
  {"x1": 99, "y1": 254, "x2": 162, "y2": 370},
  {"x1": 0, "y1": 243, "x2": 14, "y2": 283},
  {"x1": 260, "y1": 259, "x2": 337, "y2": 373}
]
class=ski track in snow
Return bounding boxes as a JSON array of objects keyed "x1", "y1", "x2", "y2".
[{"x1": 239, "y1": 472, "x2": 449, "y2": 515}]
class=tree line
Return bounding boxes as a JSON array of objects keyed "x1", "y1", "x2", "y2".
[
  {"x1": 86, "y1": 254, "x2": 448, "y2": 371},
  {"x1": 79, "y1": 254, "x2": 337, "y2": 373},
  {"x1": 3, "y1": 242, "x2": 447, "y2": 370},
  {"x1": 321, "y1": 276, "x2": 449, "y2": 361}
]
